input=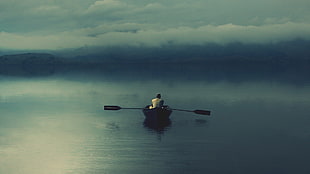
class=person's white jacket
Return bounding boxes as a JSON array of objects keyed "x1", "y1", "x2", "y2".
[{"x1": 149, "y1": 98, "x2": 164, "y2": 109}]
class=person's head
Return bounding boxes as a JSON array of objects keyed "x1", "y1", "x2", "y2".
[{"x1": 156, "y1": 93, "x2": 161, "y2": 99}]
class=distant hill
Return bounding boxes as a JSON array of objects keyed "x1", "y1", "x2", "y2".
[
  {"x1": 56, "y1": 39, "x2": 310, "y2": 63},
  {"x1": 0, "y1": 53, "x2": 60, "y2": 76},
  {"x1": 0, "y1": 40, "x2": 309, "y2": 82},
  {"x1": 0, "y1": 53, "x2": 58, "y2": 65},
  {"x1": 2, "y1": 39, "x2": 310, "y2": 64}
]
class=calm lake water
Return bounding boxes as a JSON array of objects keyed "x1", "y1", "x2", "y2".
[{"x1": 0, "y1": 71, "x2": 309, "y2": 174}]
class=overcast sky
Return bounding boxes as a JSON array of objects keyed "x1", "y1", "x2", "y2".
[{"x1": 1, "y1": 0, "x2": 310, "y2": 50}]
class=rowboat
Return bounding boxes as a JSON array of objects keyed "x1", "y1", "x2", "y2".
[
  {"x1": 142, "y1": 105, "x2": 172, "y2": 121},
  {"x1": 104, "y1": 105, "x2": 210, "y2": 121}
]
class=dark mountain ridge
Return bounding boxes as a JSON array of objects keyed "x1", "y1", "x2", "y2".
[
  {"x1": 1, "y1": 39, "x2": 310, "y2": 64},
  {"x1": 0, "y1": 40, "x2": 309, "y2": 83}
]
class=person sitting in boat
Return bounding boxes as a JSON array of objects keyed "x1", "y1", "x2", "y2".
[{"x1": 149, "y1": 93, "x2": 164, "y2": 109}]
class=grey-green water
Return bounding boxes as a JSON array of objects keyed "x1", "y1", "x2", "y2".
[{"x1": 0, "y1": 75, "x2": 309, "y2": 174}]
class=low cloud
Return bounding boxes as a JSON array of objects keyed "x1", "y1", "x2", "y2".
[
  {"x1": 1, "y1": 22, "x2": 310, "y2": 50},
  {"x1": 86, "y1": 0, "x2": 128, "y2": 13}
]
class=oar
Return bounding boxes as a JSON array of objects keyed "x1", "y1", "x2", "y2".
[
  {"x1": 172, "y1": 108, "x2": 211, "y2": 116},
  {"x1": 104, "y1": 105, "x2": 143, "y2": 110},
  {"x1": 104, "y1": 105, "x2": 211, "y2": 116}
]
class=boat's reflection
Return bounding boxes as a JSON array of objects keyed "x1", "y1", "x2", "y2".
[{"x1": 143, "y1": 118, "x2": 172, "y2": 134}]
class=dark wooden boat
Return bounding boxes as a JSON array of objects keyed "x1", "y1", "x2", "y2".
[{"x1": 143, "y1": 105, "x2": 172, "y2": 121}]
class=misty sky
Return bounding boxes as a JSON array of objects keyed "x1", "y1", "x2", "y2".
[{"x1": 1, "y1": 0, "x2": 310, "y2": 50}]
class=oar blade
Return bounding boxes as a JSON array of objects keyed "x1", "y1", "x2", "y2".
[
  {"x1": 104, "y1": 105, "x2": 121, "y2": 110},
  {"x1": 194, "y1": 110, "x2": 211, "y2": 115}
]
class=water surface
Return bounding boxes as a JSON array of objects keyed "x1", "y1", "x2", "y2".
[{"x1": 0, "y1": 73, "x2": 309, "y2": 174}]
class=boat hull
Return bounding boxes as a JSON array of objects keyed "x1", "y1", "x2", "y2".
[{"x1": 142, "y1": 105, "x2": 172, "y2": 121}]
